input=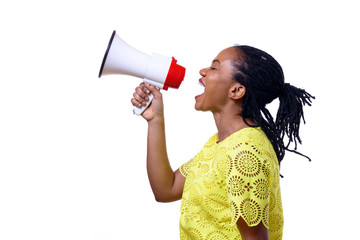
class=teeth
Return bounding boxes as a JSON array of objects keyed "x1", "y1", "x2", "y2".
[{"x1": 195, "y1": 79, "x2": 205, "y2": 98}]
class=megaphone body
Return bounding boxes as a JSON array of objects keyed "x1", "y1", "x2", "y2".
[{"x1": 99, "y1": 31, "x2": 186, "y2": 115}]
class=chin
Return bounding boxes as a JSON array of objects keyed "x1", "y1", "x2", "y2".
[
  {"x1": 194, "y1": 105, "x2": 207, "y2": 112},
  {"x1": 194, "y1": 98, "x2": 204, "y2": 111}
]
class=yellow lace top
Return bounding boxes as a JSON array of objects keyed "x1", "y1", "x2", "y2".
[{"x1": 179, "y1": 127, "x2": 283, "y2": 240}]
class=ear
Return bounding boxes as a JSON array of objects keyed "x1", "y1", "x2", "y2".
[{"x1": 228, "y1": 83, "x2": 246, "y2": 100}]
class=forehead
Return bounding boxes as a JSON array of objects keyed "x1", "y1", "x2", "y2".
[{"x1": 214, "y1": 47, "x2": 244, "y2": 63}]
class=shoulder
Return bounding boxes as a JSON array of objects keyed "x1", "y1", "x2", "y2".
[
  {"x1": 237, "y1": 127, "x2": 268, "y2": 143},
  {"x1": 226, "y1": 127, "x2": 279, "y2": 183},
  {"x1": 228, "y1": 127, "x2": 273, "y2": 154}
]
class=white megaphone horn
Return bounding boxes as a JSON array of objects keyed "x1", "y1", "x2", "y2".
[{"x1": 99, "y1": 30, "x2": 186, "y2": 115}]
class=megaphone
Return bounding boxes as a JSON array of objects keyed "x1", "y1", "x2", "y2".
[{"x1": 99, "y1": 30, "x2": 186, "y2": 115}]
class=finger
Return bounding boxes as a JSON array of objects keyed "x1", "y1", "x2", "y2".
[
  {"x1": 132, "y1": 92, "x2": 148, "y2": 107},
  {"x1": 140, "y1": 83, "x2": 151, "y2": 95},
  {"x1": 144, "y1": 83, "x2": 161, "y2": 97},
  {"x1": 131, "y1": 98, "x2": 143, "y2": 108},
  {"x1": 135, "y1": 85, "x2": 150, "y2": 101}
]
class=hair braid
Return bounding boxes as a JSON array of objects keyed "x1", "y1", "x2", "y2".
[
  {"x1": 276, "y1": 83, "x2": 315, "y2": 159},
  {"x1": 232, "y1": 45, "x2": 315, "y2": 166}
]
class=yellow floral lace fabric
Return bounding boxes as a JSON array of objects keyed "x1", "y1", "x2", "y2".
[{"x1": 179, "y1": 127, "x2": 283, "y2": 240}]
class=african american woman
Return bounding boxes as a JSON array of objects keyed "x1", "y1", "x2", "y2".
[{"x1": 131, "y1": 45, "x2": 314, "y2": 240}]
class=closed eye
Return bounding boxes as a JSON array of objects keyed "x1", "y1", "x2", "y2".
[{"x1": 210, "y1": 59, "x2": 220, "y2": 70}]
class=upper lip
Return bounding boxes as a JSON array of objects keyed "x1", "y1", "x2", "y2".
[{"x1": 199, "y1": 78, "x2": 205, "y2": 87}]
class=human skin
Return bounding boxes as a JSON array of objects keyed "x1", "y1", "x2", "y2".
[{"x1": 131, "y1": 47, "x2": 269, "y2": 240}]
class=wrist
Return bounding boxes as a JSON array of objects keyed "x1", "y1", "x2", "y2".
[{"x1": 147, "y1": 114, "x2": 165, "y2": 126}]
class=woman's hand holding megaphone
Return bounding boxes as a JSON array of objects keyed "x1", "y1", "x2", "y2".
[
  {"x1": 131, "y1": 83, "x2": 164, "y2": 121},
  {"x1": 99, "y1": 31, "x2": 185, "y2": 116}
]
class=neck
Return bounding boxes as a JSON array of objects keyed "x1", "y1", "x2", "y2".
[{"x1": 213, "y1": 109, "x2": 255, "y2": 143}]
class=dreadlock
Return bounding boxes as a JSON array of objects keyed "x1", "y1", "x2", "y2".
[{"x1": 232, "y1": 45, "x2": 315, "y2": 166}]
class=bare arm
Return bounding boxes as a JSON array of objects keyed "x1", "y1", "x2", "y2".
[
  {"x1": 132, "y1": 83, "x2": 185, "y2": 202},
  {"x1": 146, "y1": 115, "x2": 185, "y2": 202},
  {"x1": 237, "y1": 217, "x2": 269, "y2": 240}
]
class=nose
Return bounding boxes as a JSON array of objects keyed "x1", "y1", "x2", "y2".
[{"x1": 199, "y1": 67, "x2": 207, "y2": 77}]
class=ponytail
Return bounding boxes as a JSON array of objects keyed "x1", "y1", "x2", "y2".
[
  {"x1": 276, "y1": 83, "x2": 315, "y2": 161},
  {"x1": 232, "y1": 45, "x2": 315, "y2": 166}
]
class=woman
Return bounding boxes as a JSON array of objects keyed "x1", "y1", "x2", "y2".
[{"x1": 131, "y1": 45, "x2": 314, "y2": 240}]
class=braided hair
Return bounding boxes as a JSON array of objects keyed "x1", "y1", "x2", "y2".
[{"x1": 232, "y1": 45, "x2": 315, "y2": 166}]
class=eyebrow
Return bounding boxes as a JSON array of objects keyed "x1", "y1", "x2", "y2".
[{"x1": 212, "y1": 59, "x2": 221, "y2": 65}]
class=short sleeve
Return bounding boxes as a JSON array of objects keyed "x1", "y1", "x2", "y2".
[
  {"x1": 179, "y1": 158, "x2": 195, "y2": 178},
  {"x1": 226, "y1": 143, "x2": 270, "y2": 228}
]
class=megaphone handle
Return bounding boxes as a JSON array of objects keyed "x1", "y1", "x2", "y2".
[{"x1": 133, "y1": 92, "x2": 154, "y2": 116}]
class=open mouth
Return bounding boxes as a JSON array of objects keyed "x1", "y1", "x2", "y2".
[
  {"x1": 199, "y1": 78, "x2": 205, "y2": 87},
  {"x1": 195, "y1": 78, "x2": 205, "y2": 99}
]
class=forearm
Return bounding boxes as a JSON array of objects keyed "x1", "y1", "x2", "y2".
[{"x1": 146, "y1": 117, "x2": 175, "y2": 201}]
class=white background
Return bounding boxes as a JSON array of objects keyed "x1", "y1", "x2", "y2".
[{"x1": 0, "y1": 0, "x2": 359, "y2": 239}]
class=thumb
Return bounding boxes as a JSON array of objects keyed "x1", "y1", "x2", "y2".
[{"x1": 145, "y1": 83, "x2": 161, "y2": 98}]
